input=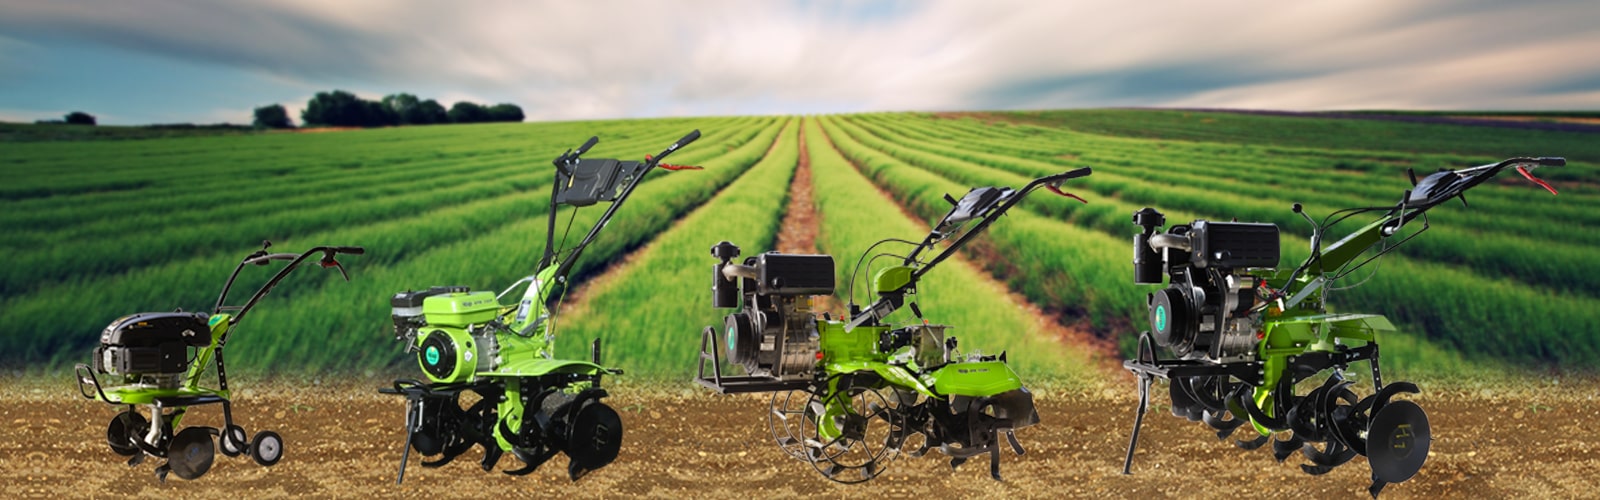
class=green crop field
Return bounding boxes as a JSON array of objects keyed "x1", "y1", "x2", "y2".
[{"x1": 3, "y1": 110, "x2": 1595, "y2": 380}]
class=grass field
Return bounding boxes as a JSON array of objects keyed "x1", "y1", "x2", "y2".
[{"x1": 2, "y1": 109, "x2": 1595, "y2": 378}]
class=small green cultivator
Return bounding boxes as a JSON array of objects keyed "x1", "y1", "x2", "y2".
[{"x1": 76, "y1": 242, "x2": 363, "y2": 481}]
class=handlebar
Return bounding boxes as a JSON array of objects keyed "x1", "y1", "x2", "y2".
[
  {"x1": 1408, "y1": 156, "x2": 1563, "y2": 208},
  {"x1": 649, "y1": 129, "x2": 701, "y2": 166},
  {"x1": 216, "y1": 243, "x2": 363, "y2": 325},
  {"x1": 552, "y1": 135, "x2": 601, "y2": 176},
  {"x1": 576, "y1": 136, "x2": 599, "y2": 157},
  {"x1": 1036, "y1": 167, "x2": 1093, "y2": 186}
]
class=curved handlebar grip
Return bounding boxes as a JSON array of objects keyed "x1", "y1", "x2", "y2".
[
  {"x1": 1538, "y1": 157, "x2": 1566, "y2": 167},
  {"x1": 651, "y1": 129, "x2": 702, "y2": 164},
  {"x1": 576, "y1": 136, "x2": 599, "y2": 156},
  {"x1": 1039, "y1": 167, "x2": 1092, "y2": 185},
  {"x1": 676, "y1": 129, "x2": 702, "y2": 148},
  {"x1": 333, "y1": 246, "x2": 365, "y2": 255}
]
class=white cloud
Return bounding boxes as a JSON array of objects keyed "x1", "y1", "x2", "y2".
[{"x1": 0, "y1": 0, "x2": 1596, "y2": 121}]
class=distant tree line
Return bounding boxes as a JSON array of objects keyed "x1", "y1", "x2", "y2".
[
  {"x1": 251, "y1": 90, "x2": 525, "y2": 129},
  {"x1": 35, "y1": 111, "x2": 97, "y2": 126}
]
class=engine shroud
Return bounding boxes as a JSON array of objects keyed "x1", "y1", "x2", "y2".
[
  {"x1": 1144, "y1": 219, "x2": 1279, "y2": 361},
  {"x1": 92, "y1": 312, "x2": 211, "y2": 379},
  {"x1": 718, "y1": 252, "x2": 835, "y2": 380}
]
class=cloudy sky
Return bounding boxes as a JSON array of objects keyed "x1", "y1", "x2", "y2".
[{"x1": 1, "y1": 0, "x2": 1597, "y2": 125}]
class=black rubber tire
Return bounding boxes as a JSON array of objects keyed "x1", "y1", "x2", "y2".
[
  {"x1": 219, "y1": 425, "x2": 248, "y2": 458},
  {"x1": 168, "y1": 427, "x2": 215, "y2": 480},
  {"x1": 250, "y1": 430, "x2": 283, "y2": 467}
]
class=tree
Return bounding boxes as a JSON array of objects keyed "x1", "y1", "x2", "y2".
[
  {"x1": 416, "y1": 99, "x2": 449, "y2": 125},
  {"x1": 362, "y1": 100, "x2": 398, "y2": 127},
  {"x1": 448, "y1": 101, "x2": 489, "y2": 124},
  {"x1": 253, "y1": 104, "x2": 294, "y2": 129},
  {"x1": 301, "y1": 90, "x2": 366, "y2": 127},
  {"x1": 382, "y1": 93, "x2": 421, "y2": 125},
  {"x1": 487, "y1": 103, "x2": 525, "y2": 123},
  {"x1": 64, "y1": 111, "x2": 96, "y2": 126}
]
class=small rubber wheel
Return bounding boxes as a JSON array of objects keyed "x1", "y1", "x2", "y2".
[
  {"x1": 220, "y1": 425, "x2": 248, "y2": 457},
  {"x1": 251, "y1": 430, "x2": 283, "y2": 467},
  {"x1": 106, "y1": 411, "x2": 148, "y2": 457},
  {"x1": 168, "y1": 427, "x2": 215, "y2": 480}
]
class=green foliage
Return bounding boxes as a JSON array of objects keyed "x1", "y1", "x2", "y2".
[
  {"x1": 448, "y1": 102, "x2": 488, "y2": 124},
  {"x1": 1000, "y1": 109, "x2": 1600, "y2": 164},
  {"x1": 487, "y1": 103, "x2": 525, "y2": 123},
  {"x1": 253, "y1": 104, "x2": 293, "y2": 129}
]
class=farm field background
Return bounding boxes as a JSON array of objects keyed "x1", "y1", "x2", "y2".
[{"x1": 3, "y1": 110, "x2": 1598, "y2": 381}]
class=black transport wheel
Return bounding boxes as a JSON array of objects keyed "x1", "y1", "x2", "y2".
[
  {"x1": 219, "y1": 425, "x2": 248, "y2": 458},
  {"x1": 250, "y1": 430, "x2": 284, "y2": 466}
]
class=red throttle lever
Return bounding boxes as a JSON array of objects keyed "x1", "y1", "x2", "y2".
[
  {"x1": 1516, "y1": 165, "x2": 1559, "y2": 196},
  {"x1": 1046, "y1": 184, "x2": 1088, "y2": 203},
  {"x1": 647, "y1": 154, "x2": 702, "y2": 171}
]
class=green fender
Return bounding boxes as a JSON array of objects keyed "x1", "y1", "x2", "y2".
[
  {"x1": 924, "y1": 361, "x2": 1024, "y2": 398},
  {"x1": 826, "y1": 360, "x2": 934, "y2": 397},
  {"x1": 479, "y1": 358, "x2": 609, "y2": 378},
  {"x1": 484, "y1": 358, "x2": 610, "y2": 451},
  {"x1": 1249, "y1": 313, "x2": 1397, "y2": 435},
  {"x1": 815, "y1": 361, "x2": 928, "y2": 442}
]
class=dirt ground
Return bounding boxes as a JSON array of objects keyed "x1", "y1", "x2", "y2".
[{"x1": 5, "y1": 376, "x2": 1596, "y2": 499}]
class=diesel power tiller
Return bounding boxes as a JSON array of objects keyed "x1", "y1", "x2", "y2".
[
  {"x1": 380, "y1": 130, "x2": 702, "y2": 483},
  {"x1": 1120, "y1": 156, "x2": 1565, "y2": 496},
  {"x1": 75, "y1": 242, "x2": 364, "y2": 481},
  {"x1": 697, "y1": 168, "x2": 1092, "y2": 483}
]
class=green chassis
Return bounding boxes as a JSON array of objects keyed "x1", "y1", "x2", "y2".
[
  {"x1": 698, "y1": 167, "x2": 1092, "y2": 482},
  {"x1": 381, "y1": 131, "x2": 702, "y2": 484},
  {"x1": 1120, "y1": 156, "x2": 1565, "y2": 496},
  {"x1": 75, "y1": 244, "x2": 362, "y2": 481}
]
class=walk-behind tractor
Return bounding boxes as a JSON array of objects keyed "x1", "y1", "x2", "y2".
[
  {"x1": 697, "y1": 168, "x2": 1092, "y2": 483},
  {"x1": 1121, "y1": 157, "x2": 1565, "y2": 496},
  {"x1": 380, "y1": 131, "x2": 702, "y2": 483},
  {"x1": 75, "y1": 242, "x2": 363, "y2": 481}
]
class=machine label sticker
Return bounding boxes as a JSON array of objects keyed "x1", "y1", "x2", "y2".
[
  {"x1": 1391, "y1": 423, "x2": 1414, "y2": 456},
  {"x1": 426, "y1": 345, "x2": 440, "y2": 365},
  {"x1": 1155, "y1": 305, "x2": 1167, "y2": 332}
]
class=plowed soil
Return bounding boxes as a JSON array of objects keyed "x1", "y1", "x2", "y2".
[{"x1": 6, "y1": 376, "x2": 1597, "y2": 498}]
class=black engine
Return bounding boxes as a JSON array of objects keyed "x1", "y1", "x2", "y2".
[
  {"x1": 711, "y1": 241, "x2": 831, "y2": 380},
  {"x1": 92, "y1": 312, "x2": 212, "y2": 387},
  {"x1": 1133, "y1": 208, "x2": 1279, "y2": 360}
]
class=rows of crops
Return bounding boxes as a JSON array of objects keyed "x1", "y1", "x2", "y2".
[
  {"x1": 1, "y1": 116, "x2": 786, "y2": 368},
  {"x1": 821, "y1": 112, "x2": 1599, "y2": 371},
  {"x1": 3, "y1": 109, "x2": 1594, "y2": 376}
]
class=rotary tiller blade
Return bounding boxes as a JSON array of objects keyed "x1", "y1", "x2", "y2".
[
  {"x1": 1235, "y1": 434, "x2": 1269, "y2": 450},
  {"x1": 1366, "y1": 400, "x2": 1431, "y2": 484},
  {"x1": 1272, "y1": 435, "x2": 1304, "y2": 462},
  {"x1": 565, "y1": 401, "x2": 624, "y2": 481},
  {"x1": 1203, "y1": 409, "x2": 1245, "y2": 440}
]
